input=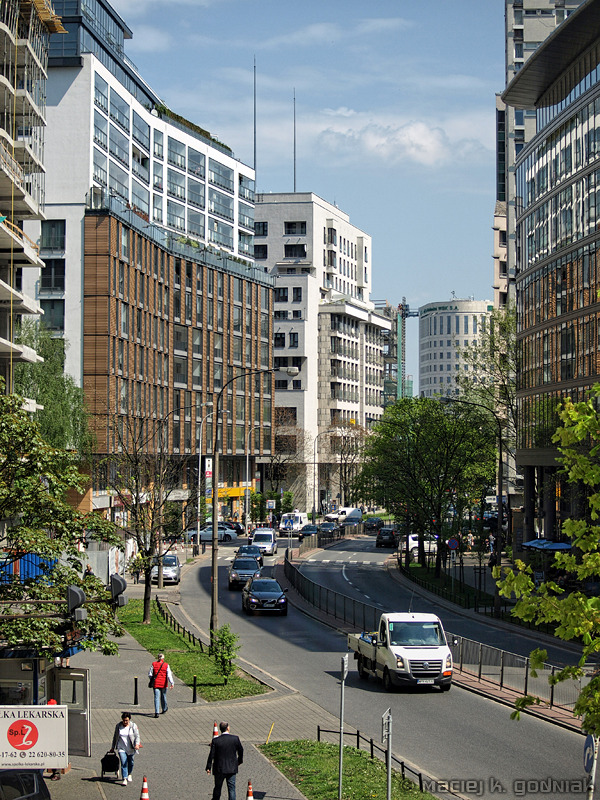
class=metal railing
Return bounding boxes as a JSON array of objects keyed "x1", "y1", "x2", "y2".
[{"x1": 284, "y1": 554, "x2": 583, "y2": 713}]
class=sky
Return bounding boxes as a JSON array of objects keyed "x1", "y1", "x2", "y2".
[{"x1": 110, "y1": 0, "x2": 506, "y2": 385}]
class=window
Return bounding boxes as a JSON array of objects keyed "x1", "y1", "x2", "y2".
[
  {"x1": 40, "y1": 259, "x2": 65, "y2": 291},
  {"x1": 188, "y1": 147, "x2": 205, "y2": 178},
  {"x1": 208, "y1": 188, "x2": 234, "y2": 221},
  {"x1": 41, "y1": 219, "x2": 65, "y2": 250},
  {"x1": 284, "y1": 244, "x2": 306, "y2": 259},
  {"x1": 188, "y1": 178, "x2": 204, "y2": 208},
  {"x1": 132, "y1": 180, "x2": 149, "y2": 216},
  {"x1": 94, "y1": 72, "x2": 108, "y2": 112},
  {"x1": 93, "y1": 109, "x2": 107, "y2": 149},
  {"x1": 255, "y1": 221, "x2": 268, "y2": 236},
  {"x1": 40, "y1": 298, "x2": 65, "y2": 330},
  {"x1": 274, "y1": 332, "x2": 285, "y2": 348},
  {"x1": 153, "y1": 162, "x2": 163, "y2": 191},
  {"x1": 187, "y1": 209, "x2": 205, "y2": 238},
  {"x1": 167, "y1": 168, "x2": 186, "y2": 201},
  {"x1": 208, "y1": 158, "x2": 234, "y2": 192},
  {"x1": 168, "y1": 137, "x2": 186, "y2": 169},
  {"x1": 132, "y1": 111, "x2": 150, "y2": 150},
  {"x1": 274, "y1": 287, "x2": 288, "y2": 302},
  {"x1": 285, "y1": 221, "x2": 306, "y2": 235},
  {"x1": 274, "y1": 310, "x2": 288, "y2": 320},
  {"x1": 254, "y1": 244, "x2": 267, "y2": 260},
  {"x1": 109, "y1": 124, "x2": 129, "y2": 166},
  {"x1": 93, "y1": 147, "x2": 107, "y2": 186},
  {"x1": 154, "y1": 129, "x2": 163, "y2": 159},
  {"x1": 289, "y1": 332, "x2": 298, "y2": 348},
  {"x1": 109, "y1": 89, "x2": 130, "y2": 132},
  {"x1": 292, "y1": 287, "x2": 302, "y2": 302},
  {"x1": 167, "y1": 200, "x2": 186, "y2": 231}
]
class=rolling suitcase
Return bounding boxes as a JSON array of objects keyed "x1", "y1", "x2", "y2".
[{"x1": 101, "y1": 750, "x2": 120, "y2": 780}]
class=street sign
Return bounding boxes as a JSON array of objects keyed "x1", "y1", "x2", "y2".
[
  {"x1": 584, "y1": 734, "x2": 596, "y2": 773},
  {"x1": 0, "y1": 705, "x2": 68, "y2": 769},
  {"x1": 266, "y1": 500, "x2": 276, "y2": 509},
  {"x1": 447, "y1": 537, "x2": 459, "y2": 550},
  {"x1": 341, "y1": 653, "x2": 348, "y2": 681}
]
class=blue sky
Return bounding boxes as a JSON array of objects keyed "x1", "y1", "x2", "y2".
[{"x1": 110, "y1": 0, "x2": 505, "y2": 383}]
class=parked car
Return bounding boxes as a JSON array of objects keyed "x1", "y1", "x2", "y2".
[
  {"x1": 192, "y1": 524, "x2": 238, "y2": 543},
  {"x1": 0, "y1": 771, "x2": 50, "y2": 800},
  {"x1": 151, "y1": 554, "x2": 182, "y2": 584},
  {"x1": 364, "y1": 516, "x2": 384, "y2": 532},
  {"x1": 228, "y1": 557, "x2": 262, "y2": 589},
  {"x1": 376, "y1": 527, "x2": 399, "y2": 548},
  {"x1": 242, "y1": 577, "x2": 288, "y2": 615},
  {"x1": 298, "y1": 524, "x2": 319, "y2": 542},
  {"x1": 400, "y1": 533, "x2": 438, "y2": 559},
  {"x1": 248, "y1": 528, "x2": 278, "y2": 555},
  {"x1": 235, "y1": 544, "x2": 264, "y2": 566}
]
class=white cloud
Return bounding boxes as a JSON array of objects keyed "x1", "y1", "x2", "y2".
[
  {"x1": 260, "y1": 17, "x2": 411, "y2": 50},
  {"x1": 127, "y1": 25, "x2": 173, "y2": 54}
]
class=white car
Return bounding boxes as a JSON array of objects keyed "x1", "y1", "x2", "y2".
[
  {"x1": 186, "y1": 525, "x2": 238, "y2": 543},
  {"x1": 150, "y1": 554, "x2": 182, "y2": 584},
  {"x1": 401, "y1": 533, "x2": 438, "y2": 560},
  {"x1": 248, "y1": 528, "x2": 278, "y2": 555}
]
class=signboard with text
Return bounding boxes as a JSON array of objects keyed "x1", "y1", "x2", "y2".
[{"x1": 0, "y1": 705, "x2": 68, "y2": 769}]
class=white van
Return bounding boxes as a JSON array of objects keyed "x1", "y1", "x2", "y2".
[
  {"x1": 279, "y1": 511, "x2": 309, "y2": 535},
  {"x1": 325, "y1": 507, "x2": 362, "y2": 525}
]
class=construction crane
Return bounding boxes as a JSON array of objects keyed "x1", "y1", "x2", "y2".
[{"x1": 397, "y1": 297, "x2": 418, "y2": 399}]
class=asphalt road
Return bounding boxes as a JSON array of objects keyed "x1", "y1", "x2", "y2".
[{"x1": 179, "y1": 538, "x2": 588, "y2": 800}]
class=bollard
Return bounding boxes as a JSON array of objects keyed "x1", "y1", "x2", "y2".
[
  {"x1": 193, "y1": 675, "x2": 197, "y2": 704},
  {"x1": 134, "y1": 676, "x2": 139, "y2": 706}
]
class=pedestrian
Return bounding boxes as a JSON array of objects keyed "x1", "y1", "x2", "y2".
[
  {"x1": 206, "y1": 721, "x2": 244, "y2": 800},
  {"x1": 110, "y1": 711, "x2": 141, "y2": 786},
  {"x1": 83, "y1": 564, "x2": 94, "y2": 579},
  {"x1": 148, "y1": 652, "x2": 173, "y2": 717}
]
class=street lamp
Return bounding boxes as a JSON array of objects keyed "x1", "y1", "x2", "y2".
[
  {"x1": 245, "y1": 424, "x2": 262, "y2": 538},
  {"x1": 210, "y1": 365, "x2": 298, "y2": 640},
  {"x1": 196, "y1": 407, "x2": 231, "y2": 549}
]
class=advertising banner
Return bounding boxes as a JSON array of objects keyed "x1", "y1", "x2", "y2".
[{"x1": 0, "y1": 705, "x2": 68, "y2": 769}]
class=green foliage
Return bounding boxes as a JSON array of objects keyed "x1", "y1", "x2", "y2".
[
  {"x1": 498, "y1": 383, "x2": 600, "y2": 733},
  {"x1": 210, "y1": 623, "x2": 241, "y2": 684},
  {"x1": 0, "y1": 385, "x2": 123, "y2": 654},
  {"x1": 13, "y1": 321, "x2": 94, "y2": 455},
  {"x1": 281, "y1": 491, "x2": 294, "y2": 514},
  {"x1": 249, "y1": 490, "x2": 265, "y2": 523}
]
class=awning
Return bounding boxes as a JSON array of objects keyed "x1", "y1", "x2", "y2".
[{"x1": 521, "y1": 539, "x2": 571, "y2": 551}]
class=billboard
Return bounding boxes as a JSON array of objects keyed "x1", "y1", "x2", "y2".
[{"x1": 0, "y1": 705, "x2": 68, "y2": 769}]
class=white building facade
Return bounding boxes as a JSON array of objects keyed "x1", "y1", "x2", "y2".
[
  {"x1": 419, "y1": 298, "x2": 492, "y2": 398},
  {"x1": 254, "y1": 192, "x2": 390, "y2": 512}
]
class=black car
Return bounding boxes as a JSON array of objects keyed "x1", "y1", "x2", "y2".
[
  {"x1": 364, "y1": 516, "x2": 384, "y2": 532},
  {"x1": 0, "y1": 771, "x2": 50, "y2": 800},
  {"x1": 235, "y1": 544, "x2": 264, "y2": 567},
  {"x1": 376, "y1": 527, "x2": 399, "y2": 548},
  {"x1": 298, "y1": 524, "x2": 318, "y2": 542},
  {"x1": 242, "y1": 577, "x2": 288, "y2": 615},
  {"x1": 318, "y1": 521, "x2": 338, "y2": 534}
]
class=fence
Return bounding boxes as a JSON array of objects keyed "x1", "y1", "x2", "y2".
[
  {"x1": 283, "y1": 554, "x2": 582, "y2": 713},
  {"x1": 316, "y1": 725, "x2": 425, "y2": 792}
]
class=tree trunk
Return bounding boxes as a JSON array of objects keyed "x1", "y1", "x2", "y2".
[{"x1": 143, "y1": 567, "x2": 152, "y2": 623}]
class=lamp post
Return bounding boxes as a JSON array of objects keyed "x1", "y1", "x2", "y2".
[
  {"x1": 245, "y1": 424, "x2": 262, "y2": 538},
  {"x1": 210, "y1": 365, "x2": 298, "y2": 641}
]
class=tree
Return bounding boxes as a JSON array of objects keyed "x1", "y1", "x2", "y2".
[
  {"x1": 330, "y1": 421, "x2": 367, "y2": 507},
  {"x1": 102, "y1": 415, "x2": 192, "y2": 624},
  {"x1": 13, "y1": 320, "x2": 94, "y2": 454},
  {"x1": 354, "y1": 398, "x2": 496, "y2": 576},
  {"x1": 265, "y1": 407, "x2": 311, "y2": 497},
  {"x1": 0, "y1": 386, "x2": 122, "y2": 654},
  {"x1": 498, "y1": 384, "x2": 600, "y2": 733}
]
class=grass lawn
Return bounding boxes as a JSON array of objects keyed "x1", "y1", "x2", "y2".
[
  {"x1": 260, "y1": 740, "x2": 437, "y2": 800},
  {"x1": 118, "y1": 599, "x2": 268, "y2": 702}
]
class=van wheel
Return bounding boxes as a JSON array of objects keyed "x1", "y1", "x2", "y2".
[
  {"x1": 358, "y1": 658, "x2": 369, "y2": 680},
  {"x1": 383, "y1": 668, "x2": 393, "y2": 692}
]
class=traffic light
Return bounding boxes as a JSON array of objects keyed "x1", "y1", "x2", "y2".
[
  {"x1": 66, "y1": 585, "x2": 87, "y2": 621},
  {"x1": 110, "y1": 573, "x2": 128, "y2": 607}
]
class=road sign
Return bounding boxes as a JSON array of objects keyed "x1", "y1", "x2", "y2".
[
  {"x1": 0, "y1": 705, "x2": 68, "y2": 769},
  {"x1": 266, "y1": 500, "x2": 276, "y2": 509},
  {"x1": 341, "y1": 654, "x2": 348, "y2": 681},
  {"x1": 584, "y1": 734, "x2": 596, "y2": 773},
  {"x1": 447, "y1": 537, "x2": 459, "y2": 551}
]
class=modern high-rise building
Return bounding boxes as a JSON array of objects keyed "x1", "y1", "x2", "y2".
[
  {"x1": 0, "y1": 0, "x2": 64, "y2": 408},
  {"x1": 496, "y1": 1, "x2": 584, "y2": 310},
  {"x1": 504, "y1": 0, "x2": 600, "y2": 542},
  {"x1": 418, "y1": 298, "x2": 492, "y2": 398},
  {"x1": 254, "y1": 192, "x2": 390, "y2": 513},
  {"x1": 21, "y1": 0, "x2": 273, "y2": 522}
]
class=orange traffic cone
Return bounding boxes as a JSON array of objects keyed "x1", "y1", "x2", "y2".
[
  {"x1": 246, "y1": 779, "x2": 254, "y2": 800},
  {"x1": 139, "y1": 776, "x2": 149, "y2": 800},
  {"x1": 212, "y1": 721, "x2": 219, "y2": 738}
]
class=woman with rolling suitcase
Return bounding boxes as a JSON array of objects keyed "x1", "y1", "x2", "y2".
[{"x1": 110, "y1": 711, "x2": 141, "y2": 785}]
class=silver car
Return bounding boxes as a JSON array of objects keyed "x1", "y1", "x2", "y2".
[
  {"x1": 228, "y1": 557, "x2": 261, "y2": 589},
  {"x1": 150, "y1": 554, "x2": 181, "y2": 584}
]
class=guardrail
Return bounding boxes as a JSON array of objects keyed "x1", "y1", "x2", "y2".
[{"x1": 283, "y1": 554, "x2": 582, "y2": 713}]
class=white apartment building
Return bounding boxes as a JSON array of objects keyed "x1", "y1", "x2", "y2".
[
  {"x1": 419, "y1": 298, "x2": 492, "y2": 398},
  {"x1": 254, "y1": 192, "x2": 390, "y2": 513}
]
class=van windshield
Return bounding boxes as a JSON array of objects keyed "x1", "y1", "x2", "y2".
[
  {"x1": 253, "y1": 533, "x2": 272, "y2": 542},
  {"x1": 388, "y1": 622, "x2": 445, "y2": 646}
]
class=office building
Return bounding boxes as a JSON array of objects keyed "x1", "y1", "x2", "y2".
[
  {"x1": 0, "y1": 0, "x2": 64, "y2": 408},
  {"x1": 254, "y1": 192, "x2": 390, "y2": 513},
  {"x1": 21, "y1": 0, "x2": 272, "y2": 521},
  {"x1": 419, "y1": 298, "x2": 492, "y2": 398},
  {"x1": 503, "y1": 0, "x2": 600, "y2": 541}
]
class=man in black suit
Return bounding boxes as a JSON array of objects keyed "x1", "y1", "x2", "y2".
[{"x1": 206, "y1": 721, "x2": 244, "y2": 800}]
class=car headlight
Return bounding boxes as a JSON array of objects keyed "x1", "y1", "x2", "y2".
[
  {"x1": 277, "y1": 596, "x2": 286, "y2": 604},
  {"x1": 231, "y1": 572, "x2": 238, "y2": 579},
  {"x1": 253, "y1": 571, "x2": 261, "y2": 577},
  {"x1": 396, "y1": 656, "x2": 405, "y2": 669},
  {"x1": 445, "y1": 654, "x2": 452, "y2": 669},
  {"x1": 249, "y1": 596, "x2": 258, "y2": 603}
]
